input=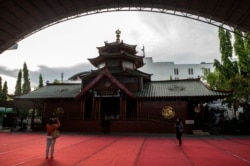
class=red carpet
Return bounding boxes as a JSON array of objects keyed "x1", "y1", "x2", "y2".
[
  {"x1": 181, "y1": 138, "x2": 249, "y2": 166},
  {"x1": 0, "y1": 132, "x2": 249, "y2": 166},
  {"x1": 137, "y1": 138, "x2": 193, "y2": 166}
]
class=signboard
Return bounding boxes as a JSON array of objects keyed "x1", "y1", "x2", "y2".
[
  {"x1": 185, "y1": 120, "x2": 195, "y2": 125},
  {"x1": 94, "y1": 89, "x2": 120, "y2": 97}
]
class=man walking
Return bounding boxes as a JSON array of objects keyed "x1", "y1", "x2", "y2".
[{"x1": 175, "y1": 117, "x2": 183, "y2": 145}]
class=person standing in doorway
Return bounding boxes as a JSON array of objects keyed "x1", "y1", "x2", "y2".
[
  {"x1": 46, "y1": 118, "x2": 60, "y2": 159},
  {"x1": 175, "y1": 117, "x2": 183, "y2": 145}
]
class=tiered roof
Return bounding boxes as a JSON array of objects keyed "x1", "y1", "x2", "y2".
[
  {"x1": 81, "y1": 67, "x2": 151, "y2": 81},
  {"x1": 88, "y1": 30, "x2": 144, "y2": 69}
]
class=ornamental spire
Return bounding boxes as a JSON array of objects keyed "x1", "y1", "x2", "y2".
[
  {"x1": 142, "y1": 45, "x2": 146, "y2": 57},
  {"x1": 115, "y1": 29, "x2": 121, "y2": 43}
]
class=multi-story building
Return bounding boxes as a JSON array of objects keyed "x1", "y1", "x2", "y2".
[{"x1": 140, "y1": 57, "x2": 214, "y2": 80}]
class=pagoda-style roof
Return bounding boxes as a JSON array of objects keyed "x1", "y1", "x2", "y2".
[
  {"x1": 68, "y1": 71, "x2": 91, "y2": 80},
  {"x1": 88, "y1": 30, "x2": 144, "y2": 69},
  {"x1": 14, "y1": 79, "x2": 231, "y2": 101},
  {"x1": 82, "y1": 67, "x2": 151, "y2": 81},
  {"x1": 97, "y1": 41, "x2": 137, "y2": 53},
  {"x1": 76, "y1": 67, "x2": 135, "y2": 99},
  {"x1": 88, "y1": 51, "x2": 144, "y2": 68},
  {"x1": 98, "y1": 52, "x2": 141, "y2": 59},
  {"x1": 135, "y1": 79, "x2": 231, "y2": 99},
  {"x1": 122, "y1": 68, "x2": 152, "y2": 79},
  {"x1": 14, "y1": 84, "x2": 81, "y2": 100}
]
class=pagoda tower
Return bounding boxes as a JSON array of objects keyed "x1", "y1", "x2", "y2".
[
  {"x1": 78, "y1": 30, "x2": 151, "y2": 97},
  {"x1": 76, "y1": 30, "x2": 151, "y2": 120}
]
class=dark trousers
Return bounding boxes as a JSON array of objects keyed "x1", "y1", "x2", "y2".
[{"x1": 176, "y1": 132, "x2": 183, "y2": 145}]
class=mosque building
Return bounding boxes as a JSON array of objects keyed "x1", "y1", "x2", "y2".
[{"x1": 15, "y1": 30, "x2": 230, "y2": 133}]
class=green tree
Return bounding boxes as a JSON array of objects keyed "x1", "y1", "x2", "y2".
[
  {"x1": 204, "y1": 27, "x2": 238, "y2": 90},
  {"x1": 22, "y1": 62, "x2": 31, "y2": 94},
  {"x1": 39, "y1": 73, "x2": 44, "y2": 88},
  {"x1": 53, "y1": 79, "x2": 60, "y2": 84},
  {"x1": 217, "y1": 27, "x2": 238, "y2": 80},
  {"x1": 245, "y1": 33, "x2": 250, "y2": 57},
  {"x1": 234, "y1": 29, "x2": 250, "y2": 76},
  {"x1": 202, "y1": 70, "x2": 224, "y2": 90},
  {"x1": 15, "y1": 69, "x2": 22, "y2": 95},
  {"x1": 1, "y1": 81, "x2": 8, "y2": 101},
  {"x1": 0, "y1": 76, "x2": 2, "y2": 93},
  {"x1": 204, "y1": 28, "x2": 250, "y2": 124},
  {"x1": 0, "y1": 76, "x2": 3, "y2": 101},
  {"x1": 0, "y1": 77, "x2": 8, "y2": 101},
  {"x1": 212, "y1": 27, "x2": 239, "y2": 116},
  {"x1": 230, "y1": 30, "x2": 250, "y2": 122}
]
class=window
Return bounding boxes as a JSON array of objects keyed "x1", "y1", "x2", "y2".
[
  {"x1": 188, "y1": 68, "x2": 193, "y2": 75},
  {"x1": 122, "y1": 61, "x2": 134, "y2": 69},
  {"x1": 202, "y1": 68, "x2": 210, "y2": 73},
  {"x1": 174, "y1": 68, "x2": 179, "y2": 75},
  {"x1": 107, "y1": 59, "x2": 119, "y2": 67}
]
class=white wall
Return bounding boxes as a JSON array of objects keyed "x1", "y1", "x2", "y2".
[{"x1": 139, "y1": 57, "x2": 214, "y2": 81}]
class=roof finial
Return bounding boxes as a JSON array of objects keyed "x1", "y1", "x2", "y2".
[
  {"x1": 115, "y1": 29, "x2": 121, "y2": 43},
  {"x1": 142, "y1": 45, "x2": 146, "y2": 57}
]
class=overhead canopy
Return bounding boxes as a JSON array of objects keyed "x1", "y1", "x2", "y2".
[{"x1": 0, "y1": 0, "x2": 249, "y2": 53}]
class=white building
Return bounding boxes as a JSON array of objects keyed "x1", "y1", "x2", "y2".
[
  {"x1": 139, "y1": 57, "x2": 245, "y2": 120},
  {"x1": 139, "y1": 57, "x2": 214, "y2": 81}
]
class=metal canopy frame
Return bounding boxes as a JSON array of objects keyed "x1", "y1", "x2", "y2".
[
  {"x1": 0, "y1": 0, "x2": 249, "y2": 53},
  {"x1": 37, "y1": 7, "x2": 236, "y2": 34}
]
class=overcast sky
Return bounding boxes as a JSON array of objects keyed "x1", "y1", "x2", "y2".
[{"x1": 0, "y1": 11, "x2": 221, "y2": 94}]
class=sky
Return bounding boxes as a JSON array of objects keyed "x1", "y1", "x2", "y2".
[{"x1": 0, "y1": 11, "x2": 221, "y2": 94}]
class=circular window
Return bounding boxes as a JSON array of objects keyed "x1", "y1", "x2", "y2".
[{"x1": 162, "y1": 106, "x2": 175, "y2": 119}]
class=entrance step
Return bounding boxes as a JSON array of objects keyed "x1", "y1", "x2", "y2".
[{"x1": 192, "y1": 130, "x2": 210, "y2": 136}]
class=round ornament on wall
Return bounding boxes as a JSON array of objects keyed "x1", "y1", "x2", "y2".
[{"x1": 162, "y1": 106, "x2": 175, "y2": 119}]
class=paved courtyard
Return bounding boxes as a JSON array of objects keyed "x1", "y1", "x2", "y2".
[{"x1": 0, "y1": 131, "x2": 249, "y2": 166}]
